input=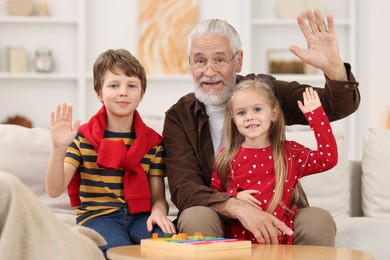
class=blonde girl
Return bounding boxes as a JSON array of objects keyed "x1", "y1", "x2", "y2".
[{"x1": 211, "y1": 79, "x2": 338, "y2": 244}]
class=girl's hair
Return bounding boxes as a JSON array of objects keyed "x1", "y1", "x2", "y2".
[
  {"x1": 187, "y1": 19, "x2": 242, "y2": 56},
  {"x1": 93, "y1": 49, "x2": 147, "y2": 96},
  {"x1": 214, "y1": 79, "x2": 296, "y2": 213}
]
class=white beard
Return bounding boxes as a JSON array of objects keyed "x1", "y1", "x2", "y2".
[{"x1": 194, "y1": 74, "x2": 236, "y2": 106}]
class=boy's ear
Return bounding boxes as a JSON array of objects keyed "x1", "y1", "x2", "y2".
[{"x1": 96, "y1": 91, "x2": 103, "y2": 103}]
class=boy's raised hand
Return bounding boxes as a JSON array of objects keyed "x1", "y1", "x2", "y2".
[
  {"x1": 50, "y1": 103, "x2": 80, "y2": 149},
  {"x1": 297, "y1": 87, "x2": 321, "y2": 114}
]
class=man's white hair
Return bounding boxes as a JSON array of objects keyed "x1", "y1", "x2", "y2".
[{"x1": 187, "y1": 19, "x2": 242, "y2": 56}]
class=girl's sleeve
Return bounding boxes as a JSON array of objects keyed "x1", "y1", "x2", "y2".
[{"x1": 290, "y1": 106, "x2": 338, "y2": 177}]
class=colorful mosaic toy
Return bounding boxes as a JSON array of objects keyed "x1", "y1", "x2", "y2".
[{"x1": 141, "y1": 232, "x2": 252, "y2": 252}]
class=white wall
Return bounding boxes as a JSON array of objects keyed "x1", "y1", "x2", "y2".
[
  {"x1": 351, "y1": 0, "x2": 390, "y2": 159},
  {"x1": 2, "y1": 0, "x2": 389, "y2": 159},
  {"x1": 84, "y1": 0, "x2": 244, "y2": 121},
  {"x1": 88, "y1": 0, "x2": 390, "y2": 159},
  {"x1": 358, "y1": 0, "x2": 390, "y2": 130}
]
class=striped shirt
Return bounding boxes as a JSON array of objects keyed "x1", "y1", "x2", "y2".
[{"x1": 64, "y1": 130, "x2": 165, "y2": 225}]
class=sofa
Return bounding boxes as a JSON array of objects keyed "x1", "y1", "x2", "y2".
[
  {"x1": 0, "y1": 122, "x2": 389, "y2": 259},
  {"x1": 286, "y1": 126, "x2": 390, "y2": 260}
]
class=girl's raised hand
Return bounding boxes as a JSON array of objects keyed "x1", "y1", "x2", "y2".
[{"x1": 297, "y1": 87, "x2": 321, "y2": 114}]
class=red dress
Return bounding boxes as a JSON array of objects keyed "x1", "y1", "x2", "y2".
[{"x1": 210, "y1": 106, "x2": 338, "y2": 244}]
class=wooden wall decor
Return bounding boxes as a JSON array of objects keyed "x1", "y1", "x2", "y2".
[{"x1": 137, "y1": 0, "x2": 199, "y2": 75}]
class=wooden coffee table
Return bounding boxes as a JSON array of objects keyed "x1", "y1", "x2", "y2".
[{"x1": 107, "y1": 244, "x2": 374, "y2": 260}]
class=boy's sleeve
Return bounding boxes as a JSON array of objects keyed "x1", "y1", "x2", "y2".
[{"x1": 147, "y1": 143, "x2": 166, "y2": 177}]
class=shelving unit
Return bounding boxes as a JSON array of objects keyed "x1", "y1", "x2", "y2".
[
  {"x1": 242, "y1": 0, "x2": 356, "y2": 84},
  {"x1": 0, "y1": 0, "x2": 85, "y2": 128},
  {"x1": 0, "y1": 16, "x2": 78, "y2": 24},
  {"x1": 240, "y1": 0, "x2": 358, "y2": 157},
  {"x1": 0, "y1": 0, "x2": 359, "y2": 150}
]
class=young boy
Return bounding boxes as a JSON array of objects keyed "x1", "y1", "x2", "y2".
[{"x1": 45, "y1": 49, "x2": 175, "y2": 255}]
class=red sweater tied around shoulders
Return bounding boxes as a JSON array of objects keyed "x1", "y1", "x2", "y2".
[{"x1": 67, "y1": 106, "x2": 163, "y2": 214}]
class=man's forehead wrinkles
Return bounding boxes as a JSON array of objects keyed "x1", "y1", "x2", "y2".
[{"x1": 192, "y1": 51, "x2": 228, "y2": 57}]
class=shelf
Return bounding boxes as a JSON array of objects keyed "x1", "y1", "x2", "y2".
[
  {"x1": 271, "y1": 74, "x2": 324, "y2": 82},
  {"x1": 251, "y1": 18, "x2": 352, "y2": 26},
  {"x1": 0, "y1": 72, "x2": 78, "y2": 80},
  {"x1": 0, "y1": 16, "x2": 78, "y2": 25},
  {"x1": 244, "y1": 0, "x2": 358, "y2": 156},
  {"x1": 147, "y1": 74, "x2": 192, "y2": 81},
  {"x1": 245, "y1": 0, "x2": 355, "y2": 89},
  {"x1": 84, "y1": 74, "x2": 192, "y2": 81}
]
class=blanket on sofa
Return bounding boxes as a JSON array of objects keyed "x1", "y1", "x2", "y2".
[{"x1": 0, "y1": 171, "x2": 105, "y2": 260}]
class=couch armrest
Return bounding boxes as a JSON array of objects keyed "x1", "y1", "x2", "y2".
[{"x1": 349, "y1": 160, "x2": 363, "y2": 217}]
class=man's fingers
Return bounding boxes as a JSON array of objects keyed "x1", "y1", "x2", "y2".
[
  {"x1": 313, "y1": 9, "x2": 326, "y2": 32},
  {"x1": 251, "y1": 217, "x2": 282, "y2": 244},
  {"x1": 306, "y1": 9, "x2": 320, "y2": 34},
  {"x1": 251, "y1": 229, "x2": 265, "y2": 244},
  {"x1": 273, "y1": 218, "x2": 293, "y2": 236},
  {"x1": 255, "y1": 225, "x2": 269, "y2": 244},
  {"x1": 326, "y1": 14, "x2": 335, "y2": 34},
  {"x1": 255, "y1": 224, "x2": 279, "y2": 244},
  {"x1": 297, "y1": 15, "x2": 310, "y2": 39},
  {"x1": 265, "y1": 223, "x2": 280, "y2": 244}
]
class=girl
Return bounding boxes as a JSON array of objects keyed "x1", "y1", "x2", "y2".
[{"x1": 210, "y1": 80, "x2": 338, "y2": 244}]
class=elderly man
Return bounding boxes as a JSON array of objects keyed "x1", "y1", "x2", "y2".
[{"x1": 163, "y1": 9, "x2": 360, "y2": 245}]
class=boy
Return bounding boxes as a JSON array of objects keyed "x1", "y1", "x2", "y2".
[{"x1": 45, "y1": 49, "x2": 175, "y2": 255}]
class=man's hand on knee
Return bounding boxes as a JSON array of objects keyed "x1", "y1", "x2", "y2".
[
  {"x1": 241, "y1": 207, "x2": 293, "y2": 244},
  {"x1": 222, "y1": 199, "x2": 293, "y2": 244}
]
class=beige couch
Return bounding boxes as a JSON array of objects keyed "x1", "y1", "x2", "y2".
[
  {"x1": 0, "y1": 123, "x2": 389, "y2": 259},
  {"x1": 286, "y1": 127, "x2": 390, "y2": 260}
]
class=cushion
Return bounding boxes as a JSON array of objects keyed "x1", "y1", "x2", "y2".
[
  {"x1": 286, "y1": 126, "x2": 350, "y2": 218},
  {"x1": 361, "y1": 128, "x2": 390, "y2": 217},
  {"x1": 0, "y1": 124, "x2": 75, "y2": 221},
  {"x1": 142, "y1": 114, "x2": 164, "y2": 134},
  {"x1": 335, "y1": 217, "x2": 390, "y2": 260}
]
